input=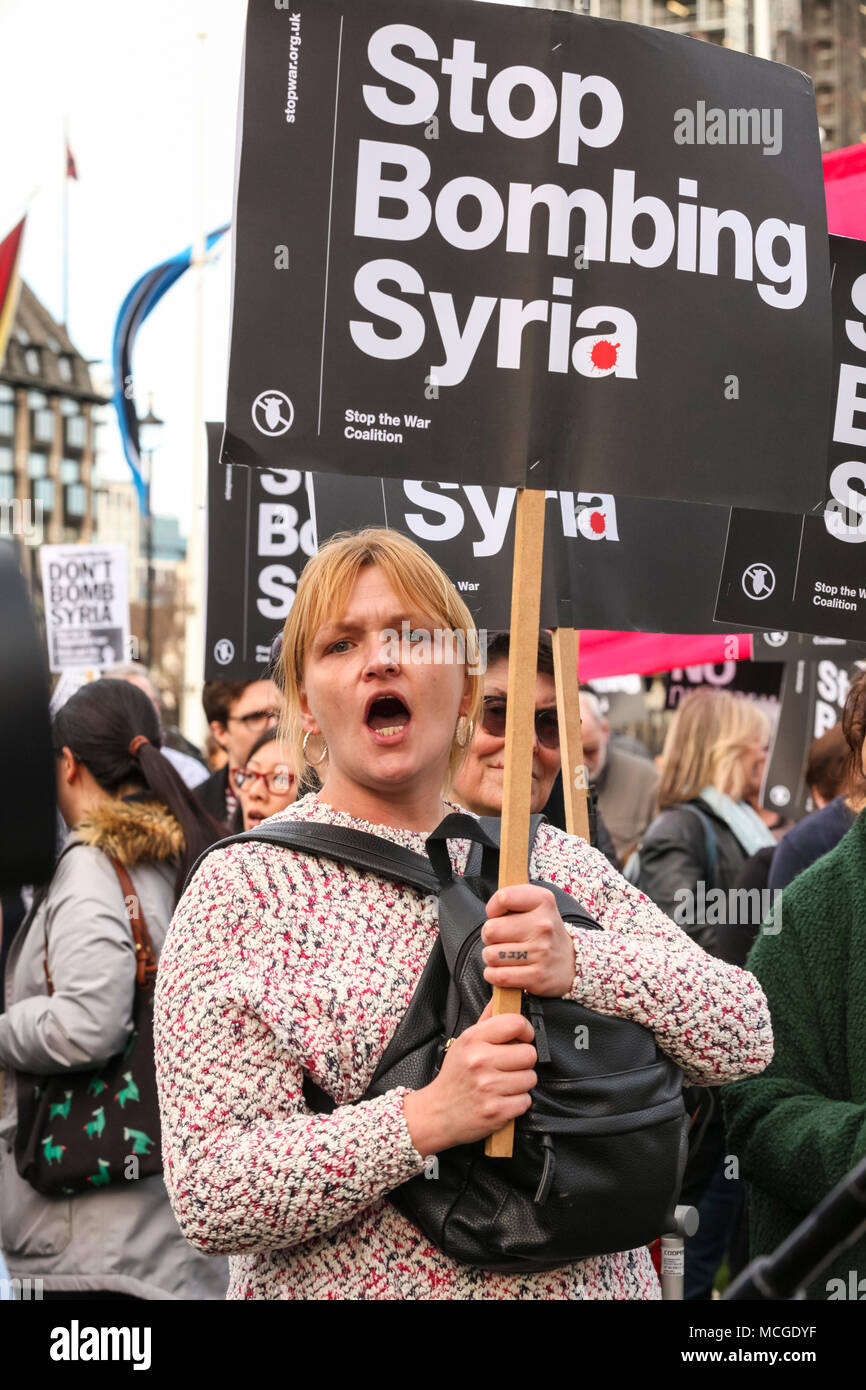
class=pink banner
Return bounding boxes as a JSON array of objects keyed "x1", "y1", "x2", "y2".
[
  {"x1": 823, "y1": 144, "x2": 866, "y2": 238},
  {"x1": 577, "y1": 631, "x2": 752, "y2": 681}
]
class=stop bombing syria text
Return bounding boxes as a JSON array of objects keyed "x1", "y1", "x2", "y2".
[{"x1": 345, "y1": 24, "x2": 809, "y2": 389}]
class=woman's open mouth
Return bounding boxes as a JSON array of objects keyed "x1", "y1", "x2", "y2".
[{"x1": 365, "y1": 693, "x2": 411, "y2": 743}]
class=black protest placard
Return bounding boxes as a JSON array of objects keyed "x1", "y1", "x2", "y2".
[
  {"x1": 664, "y1": 661, "x2": 783, "y2": 711},
  {"x1": 763, "y1": 657, "x2": 862, "y2": 818},
  {"x1": 311, "y1": 472, "x2": 745, "y2": 635},
  {"x1": 716, "y1": 235, "x2": 866, "y2": 642},
  {"x1": 716, "y1": 510, "x2": 866, "y2": 642},
  {"x1": 751, "y1": 630, "x2": 866, "y2": 662},
  {"x1": 224, "y1": 0, "x2": 831, "y2": 512},
  {"x1": 716, "y1": 505, "x2": 866, "y2": 644},
  {"x1": 311, "y1": 473, "x2": 554, "y2": 627},
  {"x1": 560, "y1": 495, "x2": 739, "y2": 634},
  {"x1": 204, "y1": 423, "x2": 315, "y2": 681}
]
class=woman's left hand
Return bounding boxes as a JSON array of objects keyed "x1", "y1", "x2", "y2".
[{"x1": 481, "y1": 885, "x2": 577, "y2": 997}]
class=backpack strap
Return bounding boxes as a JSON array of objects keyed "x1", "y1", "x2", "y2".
[
  {"x1": 195, "y1": 813, "x2": 599, "y2": 946},
  {"x1": 424, "y1": 813, "x2": 587, "y2": 974},
  {"x1": 424, "y1": 813, "x2": 596, "y2": 911},
  {"x1": 627, "y1": 803, "x2": 719, "y2": 895},
  {"x1": 424, "y1": 813, "x2": 500, "y2": 886},
  {"x1": 679, "y1": 804, "x2": 718, "y2": 893},
  {"x1": 478, "y1": 812, "x2": 547, "y2": 895},
  {"x1": 424, "y1": 812, "x2": 546, "y2": 893},
  {"x1": 184, "y1": 812, "x2": 598, "y2": 1118},
  {"x1": 183, "y1": 820, "x2": 441, "y2": 898}
]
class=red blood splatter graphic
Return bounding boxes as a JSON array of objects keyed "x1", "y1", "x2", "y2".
[
  {"x1": 589, "y1": 511, "x2": 606, "y2": 535},
  {"x1": 590, "y1": 339, "x2": 619, "y2": 371}
]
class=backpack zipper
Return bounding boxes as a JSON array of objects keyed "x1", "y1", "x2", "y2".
[
  {"x1": 526, "y1": 1002, "x2": 552, "y2": 1064},
  {"x1": 534, "y1": 1133, "x2": 556, "y2": 1204}
]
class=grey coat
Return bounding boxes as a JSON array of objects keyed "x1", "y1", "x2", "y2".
[
  {"x1": 594, "y1": 743, "x2": 661, "y2": 865},
  {"x1": 0, "y1": 798, "x2": 228, "y2": 1299}
]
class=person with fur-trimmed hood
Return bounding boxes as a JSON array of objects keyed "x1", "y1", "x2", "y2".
[{"x1": 0, "y1": 679, "x2": 228, "y2": 1299}]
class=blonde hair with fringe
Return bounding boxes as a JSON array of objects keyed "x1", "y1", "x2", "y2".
[
  {"x1": 276, "y1": 529, "x2": 483, "y2": 781},
  {"x1": 657, "y1": 689, "x2": 771, "y2": 811}
]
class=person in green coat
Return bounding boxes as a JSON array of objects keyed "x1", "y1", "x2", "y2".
[{"x1": 724, "y1": 668, "x2": 866, "y2": 1300}]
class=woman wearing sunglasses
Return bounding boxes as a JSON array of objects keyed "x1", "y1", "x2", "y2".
[
  {"x1": 451, "y1": 632, "x2": 620, "y2": 868},
  {"x1": 452, "y1": 631, "x2": 561, "y2": 816},
  {"x1": 232, "y1": 730, "x2": 298, "y2": 830},
  {"x1": 155, "y1": 529, "x2": 772, "y2": 1301}
]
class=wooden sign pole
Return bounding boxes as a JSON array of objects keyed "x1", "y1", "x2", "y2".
[
  {"x1": 551, "y1": 627, "x2": 591, "y2": 842},
  {"x1": 486, "y1": 486, "x2": 546, "y2": 1159}
]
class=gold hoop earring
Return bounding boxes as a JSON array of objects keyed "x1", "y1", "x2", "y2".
[
  {"x1": 455, "y1": 716, "x2": 474, "y2": 749},
  {"x1": 302, "y1": 730, "x2": 328, "y2": 766}
]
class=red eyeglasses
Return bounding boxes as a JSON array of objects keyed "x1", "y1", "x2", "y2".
[
  {"x1": 481, "y1": 697, "x2": 560, "y2": 750},
  {"x1": 231, "y1": 766, "x2": 295, "y2": 793}
]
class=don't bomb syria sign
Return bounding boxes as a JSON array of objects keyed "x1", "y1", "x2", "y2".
[{"x1": 224, "y1": 0, "x2": 831, "y2": 512}]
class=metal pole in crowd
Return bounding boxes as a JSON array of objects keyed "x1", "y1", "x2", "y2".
[{"x1": 660, "y1": 1206, "x2": 700, "y2": 1301}]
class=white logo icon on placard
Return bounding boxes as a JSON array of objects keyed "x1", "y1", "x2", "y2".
[
  {"x1": 764, "y1": 631, "x2": 789, "y2": 647},
  {"x1": 742, "y1": 563, "x2": 776, "y2": 600},
  {"x1": 214, "y1": 638, "x2": 235, "y2": 666},
  {"x1": 252, "y1": 390, "x2": 294, "y2": 437},
  {"x1": 769, "y1": 784, "x2": 791, "y2": 808}
]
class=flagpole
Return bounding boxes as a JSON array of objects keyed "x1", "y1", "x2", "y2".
[
  {"x1": 62, "y1": 127, "x2": 69, "y2": 330},
  {"x1": 181, "y1": 30, "x2": 209, "y2": 747}
]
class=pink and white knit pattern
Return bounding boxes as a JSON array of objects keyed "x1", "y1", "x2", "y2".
[{"x1": 154, "y1": 795, "x2": 772, "y2": 1301}]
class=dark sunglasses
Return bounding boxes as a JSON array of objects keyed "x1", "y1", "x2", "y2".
[{"x1": 481, "y1": 697, "x2": 560, "y2": 750}]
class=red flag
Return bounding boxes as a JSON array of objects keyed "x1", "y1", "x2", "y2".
[
  {"x1": 0, "y1": 217, "x2": 26, "y2": 369},
  {"x1": 66, "y1": 142, "x2": 78, "y2": 180}
]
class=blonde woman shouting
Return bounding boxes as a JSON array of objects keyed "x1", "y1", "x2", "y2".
[{"x1": 155, "y1": 530, "x2": 772, "y2": 1301}]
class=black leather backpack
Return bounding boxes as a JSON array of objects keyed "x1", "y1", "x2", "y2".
[{"x1": 185, "y1": 812, "x2": 690, "y2": 1273}]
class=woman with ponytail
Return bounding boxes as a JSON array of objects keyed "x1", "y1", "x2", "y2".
[{"x1": 0, "y1": 679, "x2": 228, "y2": 1299}]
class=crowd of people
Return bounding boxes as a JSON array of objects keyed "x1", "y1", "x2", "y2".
[{"x1": 0, "y1": 526, "x2": 864, "y2": 1301}]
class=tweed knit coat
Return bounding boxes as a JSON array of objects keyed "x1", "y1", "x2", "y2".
[
  {"x1": 724, "y1": 810, "x2": 866, "y2": 1299},
  {"x1": 155, "y1": 795, "x2": 773, "y2": 1300}
]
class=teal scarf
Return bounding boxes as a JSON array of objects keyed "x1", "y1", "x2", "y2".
[{"x1": 699, "y1": 785, "x2": 778, "y2": 856}]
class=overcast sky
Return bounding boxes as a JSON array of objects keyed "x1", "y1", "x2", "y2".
[
  {"x1": 1, "y1": 0, "x2": 530, "y2": 531},
  {"x1": 0, "y1": 0, "x2": 247, "y2": 528}
]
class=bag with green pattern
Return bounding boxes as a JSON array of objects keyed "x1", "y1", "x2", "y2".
[{"x1": 14, "y1": 855, "x2": 162, "y2": 1196}]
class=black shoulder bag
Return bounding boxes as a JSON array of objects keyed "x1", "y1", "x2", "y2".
[
  {"x1": 14, "y1": 852, "x2": 162, "y2": 1196},
  {"x1": 185, "y1": 812, "x2": 690, "y2": 1272}
]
